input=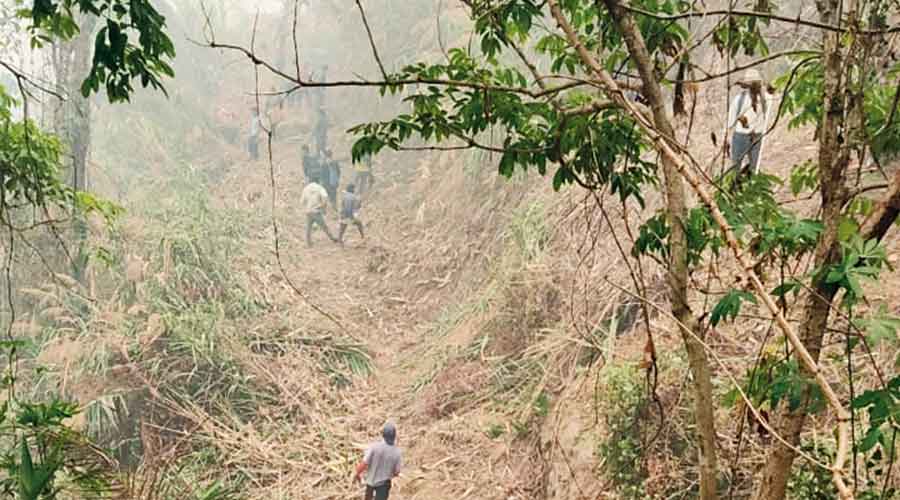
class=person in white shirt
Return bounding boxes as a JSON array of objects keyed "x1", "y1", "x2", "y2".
[
  {"x1": 300, "y1": 176, "x2": 339, "y2": 247},
  {"x1": 726, "y1": 69, "x2": 772, "y2": 176}
]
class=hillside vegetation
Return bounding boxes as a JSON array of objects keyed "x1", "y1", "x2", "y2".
[{"x1": 0, "y1": 1, "x2": 899, "y2": 499}]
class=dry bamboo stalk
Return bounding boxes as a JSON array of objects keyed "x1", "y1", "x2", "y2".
[{"x1": 546, "y1": 1, "x2": 853, "y2": 496}]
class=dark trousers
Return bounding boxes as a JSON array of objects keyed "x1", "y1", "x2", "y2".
[
  {"x1": 730, "y1": 131, "x2": 761, "y2": 174},
  {"x1": 339, "y1": 216, "x2": 365, "y2": 243},
  {"x1": 326, "y1": 184, "x2": 338, "y2": 209},
  {"x1": 306, "y1": 211, "x2": 336, "y2": 247},
  {"x1": 364, "y1": 481, "x2": 391, "y2": 500}
]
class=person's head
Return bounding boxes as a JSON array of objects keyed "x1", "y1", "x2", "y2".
[
  {"x1": 739, "y1": 69, "x2": 764, "y2": 94},
  {"x1": 309, "y1": 175, "x2": 321, "y2": 185},
  {"x1": 302, "y1": 145, "x2": 310, "y2": 153},
  {"x1": 325, "y1": 149, "x2": 333, "y2": 158},
  {"x1": 382, "y1": 421, "x2": 397, "y2": 446},
  {"x1": 346, "y1": 183, "x2": 356, "y2": 193}
]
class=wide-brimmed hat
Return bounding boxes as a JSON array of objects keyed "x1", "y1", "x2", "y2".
[{"x1": 741, "y1": 69, "x2": 763, "y2": 83}]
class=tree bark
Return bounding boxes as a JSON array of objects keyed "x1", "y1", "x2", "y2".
[
  {"x1": 598, "y1": 1, "x2": 718, "y2": 498},
  {"x1": 752, "y1": 0, "x2": 865, "y2": 495},
  {"x1": 53, "y1": 15, "x2": 96, "y2": 283}
]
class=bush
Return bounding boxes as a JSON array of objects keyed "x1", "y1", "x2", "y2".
[{"x1": 598, "y1": 363, "x2": 648, "y2": 499}]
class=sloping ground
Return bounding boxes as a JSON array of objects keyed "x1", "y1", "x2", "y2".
[
  {"x1": 20, "y1": 66, "x2": 898, "y2": 499},
  {"x1": 162, "y1": 128, "x2": 659, "y2": 499}
]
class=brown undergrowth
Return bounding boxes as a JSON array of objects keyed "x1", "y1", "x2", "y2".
[{"x1": 11, "y1": 78, "x2": 899, "y2": 500}]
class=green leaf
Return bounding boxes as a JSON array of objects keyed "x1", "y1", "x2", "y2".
[
  {"x1": 859, "y1": 428, "x2": 883, "y2": 452},
  {"x1": 853, "y1": 305, "x2": 900, "y2": 345},
  {"x1": 772, "y1": 280, "x2": 802, "y2": 298},
  {"x1": 710, "y1": 290, "x2": 757, "y2": 326},
  {"x1": 838, "y1": 217, "x2": 859, "y2": 242}
]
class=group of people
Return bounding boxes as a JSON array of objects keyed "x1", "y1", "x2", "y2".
[
  {"x1": 299, "y1": 145, "x2": 372, "y2": 248},
  {"x1": 262, "y1": 68, "x2": 775, "y2": 500}
]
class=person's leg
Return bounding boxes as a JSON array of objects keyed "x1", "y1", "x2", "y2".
[
  {"x1": 364, "y1": 485, "x2": 375, "y2": 500},
  {"x1": 373, "y1": 481, "x2": 391, "y2": 500},
  {"x1": 749, "y1": 133, "x2": 762, "y2": 174},
  {"x1": 354, "y1": 218, "x2": 365, "y2": 239},
  {"x1": 314, "y1": 212, "x2": 339, "y2": 242},
  {"x1": 730, "y1": 132, "x2": 750, "y2": 174},
  {"x1": 305, "y1": 213, "x2": 314, "y2": 247},
  {"x1": 339, "y1": 222, "x2": 347, "y2": 244}
]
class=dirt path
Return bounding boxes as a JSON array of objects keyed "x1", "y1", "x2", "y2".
[{"x1": 269, "y1": 207, "x2": 455, "y2": 499}]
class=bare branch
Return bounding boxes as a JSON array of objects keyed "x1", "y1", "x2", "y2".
[
  {"x1": 354, "y1": 0, "x2": 389, "y2": 80},
  {"x1": 549, "y1": 0, "x2": 854, "y2": 494},
  {"x1": 0, "y1": 59, "x2": 66, "y2": 102},
  {"x1": 200, "y1": 38, "x2": 594, "y2": 100},
  {"x1": 622, "y1": 4, "x2": 900, "y2": 34},
  {"x1": 685, "y1": 50, "x2": 821, "y2": 84}
]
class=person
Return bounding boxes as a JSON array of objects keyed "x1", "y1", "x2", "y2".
[
  {"x1": 248, "y1": 108, "x2": 260, "y2": 160},
  {"x1": 355, "y1": 154, "x2": 374, "y2": 196},
  {"x1": 300, "y1": 176, "x2": 338, "y2": 247},
  {"x1": 339, "y1": 183, "x2": 365, "y2": 245},
  {"x1": 725, "y1": 69, "x2": 772, "y2": 177},
  {"x1": 324, "y1": 149, "x2": 341, "y2": 209},
  {"x1": 302, "y1": 145, "x2": 321, "y2": 184},
  {"x1": 354, "y1": 422, "x2": 402, "y2": 500}
]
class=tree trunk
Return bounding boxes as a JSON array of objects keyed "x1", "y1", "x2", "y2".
[
  {"x1": 53, "y1": 15, "x2": 96, "y2": 283},
  {"x1": 752, "y1": 0, "x2": 855, "y2": 496},
  {"x1": 600, "y1": 1, "x2": 718, "y2": 498}
]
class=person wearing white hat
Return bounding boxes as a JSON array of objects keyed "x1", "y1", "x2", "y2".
[{"x1": 726, "y1": 69, "x2": 772, "y2": 176}]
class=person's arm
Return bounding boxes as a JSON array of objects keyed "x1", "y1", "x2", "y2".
[
  {"x1": 353, "y1": 447, "x2": 373, "y2": 483},
  {"x1": 354, "y1": 461, "x2": 368, "y2": 483}
]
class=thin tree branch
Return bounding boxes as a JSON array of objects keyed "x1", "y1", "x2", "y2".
[
  {"x1": 548, "y1": 0, "x2": 854, "y2": 495},
  {"x1": 200, "y1": 38, "x2": 592, "y2": 100},
  {"x1": 0, "y1": 59, "x2": 66, "y2": 102},
  {"x1": 685, "y1": 50, "x2": 821, "y2": 84},
  {"x1": 623, "y1": 4, "x2": 900, "y2": 34},
  {"x1": 354, "y1": 0, "x2": 388, "y2": 80}
]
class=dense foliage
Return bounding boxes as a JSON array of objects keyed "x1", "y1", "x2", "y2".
[
  {"x1": 338, "y1": 0, "x2": 900, "y2": 498},
  {"x1": 1, "y1": 1, "x2": 174, "y2": 497}
]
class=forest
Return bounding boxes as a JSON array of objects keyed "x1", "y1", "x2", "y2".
[{"x1": 0, "y1": 0, "x2": 899, "y2": 499}]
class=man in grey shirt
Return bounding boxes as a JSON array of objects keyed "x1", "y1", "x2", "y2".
[{"x1": 354, "y1": 422, "x2": 402, "y2": 500}]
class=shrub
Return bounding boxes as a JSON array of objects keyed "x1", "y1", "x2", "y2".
[{"x1": 598, "y1": 363, "x2": 648, "y2": 499}]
